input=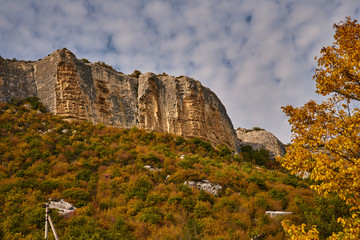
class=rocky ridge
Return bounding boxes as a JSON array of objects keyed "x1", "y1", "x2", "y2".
[
  {"x1": 0, "y1": 49, "x2": 238, "y2": 150},
  {"x1": 236, "y1": 128, "x2": 286, "y2": 158}
]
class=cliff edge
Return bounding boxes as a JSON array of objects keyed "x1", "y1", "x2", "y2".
[{"x1": 0, "y1": 49, "x2": 238, "y2": 150}]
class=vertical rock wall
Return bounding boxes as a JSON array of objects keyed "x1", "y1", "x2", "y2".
[
  {"x1": 56, "y1": 54, "x2": 87, "y2": 120},
  {"x1": 0, "y1": 49, "x2": 238, "y2": 150},
  {"x1": 34, "y1": 49, "x2": 138, "y2": 128},
  {"x1": 138, "y1": 73, "x2": 238, "y2": 150},
  {"x1": 34, "y1": 51, "x2": 61, "y2": 113},
  {"x1": 0, "y1": 58, "x2": 37, "y2": 103},
  {"x1": 89, "y1": 64, "x2": 138, "y2": 128}
]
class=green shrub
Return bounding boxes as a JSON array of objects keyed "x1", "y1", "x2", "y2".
[
  {"x1": 246, "y1": 175, "x2": 266, "y2": 190},
  {"x1": 64, "y1": 215, "x2": 110, "y2": 239},
  {"x1": 282, "y1": 174, "x2": 299, "y2": 187},
  {"x1": 140, "y1": 153, "x2": 162, "y2": 167},
  {"x1": 175, "y1": 136, "x2": 186, "y2": 146},
  {"x1": 182, "y1": 217, "x2": 203, "y2": 239},
  {"x1": 252, "y1": 149, "x2": 269, "y2": 166},
  {"x1": 269, "y1": 188, "x2": 287, "y2": 200},
  {"x1": 304, "y1": 195, "x2": 350, "y2": 239},
  {"x1": 145, "y1": 193, "x2": 166, "y2": 206},
  {"x1": 80, "y1": 58, "x2": 90, "y2": 63},
  {"x1": 255, "y1": 196, "x2": 269, "y2": 209},
  {"x1": 112, "y1": 216, "x2": 134, "y2": 239},
  {"x1": 139, "y1": 207, "x2": 164, "y2": 224},
  {"x1": 129, "y1": 70, "x2": 141, "y2": 78},
  {"x1": 75, "y1": 169, "x2": 93, "y2": 182},
  {"x1": 168, "y1": 196, "x2": 183, "y2": 205},
  {"x1": 99, "y1": 199, "x2": 116, "y2": 210},
  {"x1": 138, "y1": 131, "x2": 155, "y2": 144},
  {"x1": 182, "y1": 196, "x2": 197, "y2": 212},
  {"x1": 39, "y1": 179, "x2": 60, "y2": 193},
  {"x1": 198, "y1": 190, "x2": 214, "y2": 204},
  {"x1": 241, "y1": 145, "x2": 253, "y2": 153},
  {"x1": 11, "y1": 97, "x2": 47, "y2": 112},
  {"x1": 178, "y1": 155, "x2": 200, "y2": 169},
  {"x1": 217, "y1": 145, "x2": 232, "y2": 157},
  {"x1": 62, "y1": 188, "x2": 91, "y2": 207},
  {"x1": 191, "y1": 137, "x2": 213, "y2": 152},
  {"x1": 95, "y1": 61, "x2": 114, "y2": 70},
  {"x1": 193, "y1": 201, "x2": 211, "y2": 218},
  {"x1": 126, "y1": 176, "x2": 153, "y2": 201}
]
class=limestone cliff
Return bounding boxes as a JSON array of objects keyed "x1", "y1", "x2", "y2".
[
  {"x1": 137, "y1": 73, "x2": 237, "y2": 149},
  {"x1": 236, "y1": 128, "x2": 286, "y2": 158},
  {"x1": 33, "y1": 49, "x2": 138, "y2": 128},
  {"x1": 0, "y1": 49, "x2": 238, "y2": 150},
  {"x1": 0, "y1": 57, "x2": 37, "y2": 102}
]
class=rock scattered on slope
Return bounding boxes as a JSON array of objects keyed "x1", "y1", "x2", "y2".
[
  {"x1": 48, "y1": 199, "x2": 76, "y2": 215},
  {"x1": 144, "y1": 165, "x2": 161, "y2": 171},
  {"x1": 184, "y1": 180, "x2": 222, "y2": 196}
]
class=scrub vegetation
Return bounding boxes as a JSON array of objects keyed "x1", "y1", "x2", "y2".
[{"x1": 0, "y1": 98, "x2": 348, "y2": 239}]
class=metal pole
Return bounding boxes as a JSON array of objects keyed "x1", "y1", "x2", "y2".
[
  {"x1": 48, "y1": 214, "x2": 59, "y2": 240},
  {"x1": 45, "y1": 205, "x2": 48, "y2": 239}
]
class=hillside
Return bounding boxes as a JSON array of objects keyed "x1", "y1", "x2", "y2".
[{"x1": 0, "y1": 99, "x2": 348, "y2": 239}]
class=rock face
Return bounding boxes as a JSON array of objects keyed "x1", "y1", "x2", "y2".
[
  {"x1": 0, "y1": 49, "x2": 238, "y2": 150},
  {"x1": 137, "y1": 73, "x2": 237, "y2": 149},
  {"x1": 236, "y1": 128, "x2": 286, "y2": 158},
  {"x1": 33, "y1": 50, "x2": 138, "y2": 127},
  {"x1": 0, "y1": 58, "x2": 37, "y2": 103}
]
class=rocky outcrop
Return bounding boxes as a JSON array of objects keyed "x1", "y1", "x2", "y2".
[
  {"x1": 138, "y1": 73, "x2": 237, "y2": 150},
  {"x1": 236, "y1": 128, "x2": 286, "y2": 158},
  {"x1": 184, "y1": 180, "x2": 222, "y2": 196},
  {"x1": 48, "y1": 199, "x2": 76, "y2": 215},
  {"x1": 0, "y1": 49, "x2": 238, "y2": 150}
]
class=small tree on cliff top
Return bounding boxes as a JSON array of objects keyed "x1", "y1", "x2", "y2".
[{"x1": 279, "y1": 17, "x2": 360, "y2": 239}]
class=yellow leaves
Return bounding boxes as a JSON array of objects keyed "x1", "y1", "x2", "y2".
[
  {"x1": 280, "y1": 17, "x2": 360, "y2": 239},
  {"x1": 329, "y1": 214, "x2": 360, "y2": 240},
  {"x1": 282, "y1": 220, "x2": 319, "y2": 240}
]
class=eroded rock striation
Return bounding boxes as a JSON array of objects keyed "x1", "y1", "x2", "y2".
[
  {"x1": 236, "y1": 128, "x2": 286, "y2": 158},
  {"x1": 137, "y1": 72, "x2": 237, "y2": 149},
  {"x1": 0, "y1": 49, "x2": 238, "y2": 150}
]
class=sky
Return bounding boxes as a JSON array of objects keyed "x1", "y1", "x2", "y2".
[{"x1": 1, "y1": 0, "x2": 360, "y2": 143}]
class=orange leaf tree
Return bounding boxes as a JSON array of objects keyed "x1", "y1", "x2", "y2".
[{"x1": 279, "y1": 17, "x2": 360, "y2": 239}]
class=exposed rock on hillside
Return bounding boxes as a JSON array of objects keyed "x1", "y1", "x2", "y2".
[
  {"x1": 236, "y1": 128, "x2": 286, "y2": 158},
  {"x1": 0, "y1": 49, "x2": 238, "y2": 150},
  {"x1": 184, "y1": 180, "x2": 222, "y2": 196},
  {"x1": 48, "y1": 199, "x2": 76, "y2": 215}
]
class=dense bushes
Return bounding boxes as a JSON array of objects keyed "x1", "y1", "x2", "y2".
[{"x1": 0, "y1": 99, "x2": 343, "y2": 239}]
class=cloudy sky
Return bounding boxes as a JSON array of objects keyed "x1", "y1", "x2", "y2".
[{"x1": 1, "y1": 0, "x2": 360, "y2": 143}]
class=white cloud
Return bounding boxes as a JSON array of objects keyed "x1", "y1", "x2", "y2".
[{"x1": 1, "y1": 0, "x2": 360, "y2": 143}]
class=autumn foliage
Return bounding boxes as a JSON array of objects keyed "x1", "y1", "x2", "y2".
[
  {"x1": 280, "y1": 17, "x2": 360, "y2": 239},
  {"x1": 0, "y1": 97, "x2": 333, "y2": 239}
]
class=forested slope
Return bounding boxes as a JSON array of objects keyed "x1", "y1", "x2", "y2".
[{"x1": 0, "y1": 98, "x2": 348, "y2": 239}]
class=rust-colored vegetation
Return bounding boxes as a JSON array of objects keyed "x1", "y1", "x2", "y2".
[{"x1": 0, "y1": 98, "x2": 348, "y2": 239}]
